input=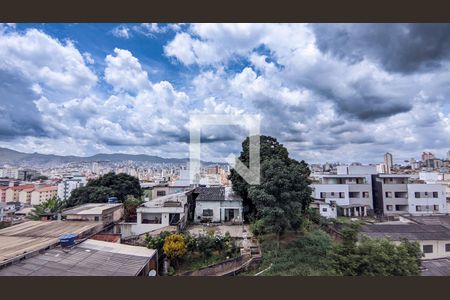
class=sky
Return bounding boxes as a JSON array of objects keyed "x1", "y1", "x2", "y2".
[{"x1": 1, "y1": 23, "x2": 450, "y2": 164}]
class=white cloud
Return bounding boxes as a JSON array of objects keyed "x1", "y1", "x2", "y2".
[
  {"x1": 0, "y1": 28, "x2": 97, "y2": 97},
  {"x1": 112, "y1": 25, "x2": 131, "y2": 39},
  {"x1": 104, "y1": 48, "x2": 151, "y2": 93}
]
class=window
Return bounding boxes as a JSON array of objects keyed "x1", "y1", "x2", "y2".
[
  {"x1": 349, "y1": 192, "x2": 359, "y2": 198},
  {"x1": 322, "y1": 208, "x2": 327, "y2": 212},
  {"x1": 423, "y1": 245, "x2": 433, "y2": 254},
  {"x1": 339, "y1": 192, "x2": 345, "y2": 198},
  {"x1": 385, "y1": 192, "x2": 392, "y2": 198},
  {"x1": 415, "y1": 192, "x2": 420, "y2": 198},
  {"x1": 424, "y1": 192, "x2": 429, "y2": 196},
  {"x1": 446, "y1": 244, "x2": 450, "y2": 252},
  {"x1": 202, "y1": 209, "x2": 213, "y2": 217},
  {"x1": 386, "y1": 205, "x2": 393, "y2": 211},
  {"x1": 433, "y1": 192, "x2": 438, "y2": 198},
  {"x1": 362, "y1": 192, "x2": 369, "y2": 198},
  {"x1": 320, "y1": 192, "x2": 325, "y2": 198},
  {"x1": 331, "y1": 192, "x2": 335, "y2": 196},
  {"x1": 94, "y1": 216, "x2": 99, "y2": 221},
  {"x1": 156, "y1": 190, "x2": 166, "y2": 197},
  {"x1": 434, "y1": 205, "x2": 439, "y2": 211},
  {"x1": 416, "y1": 206, "x2": 422, "y2": 212}
]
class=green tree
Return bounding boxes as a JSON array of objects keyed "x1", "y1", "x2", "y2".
[
  {"x1": 87, "y1": 172, "x2": 142, "y2": 201},
  {"x1": 229, "y1": 135, "x2": 291, "y2": 218},
  {"x1": 249, "y1": 157, "x2": 312, "y2": 245},
  {"x1": 66, "y1": 186, "x2": 114, "y2": 207},
  {"x1": 123, "y1": 195, "x2": 144, "y2": 222},
  {"x1": 332, "y1": 225, "x2": 423, "y2": 276},
  {"x1": 229, "y1": 136, "x2": 312, "y2": 240},
  {"x1": 66, "y1": 172, "x2": 142, "y2": 207},
  {"x1": 29, "y1": 196, "x2": 65, "y2": 220}
]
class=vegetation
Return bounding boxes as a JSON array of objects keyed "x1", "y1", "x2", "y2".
[
  {"x1": 248, "y1": 222, "x2": 423, "y2": 276},
  {"x1": 123, "y1": 195, "x2": 144, "y2": 222},
  {"x1": 230, "y1": 135, "x2": 312, "y2": 245},
  {"x1": 163, "y1": 234, "x2": 187, "y2": 265},
  {"x1": 66, "y1": 172, "x2": 142, "y2": 207},
  {"x1": 331, "y1": 224, "x2": 423, "y2": 276},
  {"x1": 29, "y1": 196, "x2": 65, "y2": 220},
  {"x1": 146, "y1": 230, "x2": 238, "y2": 275}
]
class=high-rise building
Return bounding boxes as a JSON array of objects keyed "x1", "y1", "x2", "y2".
[
  {"x1": 447, "y1": 150, "x2": 450, "y2": 160},
  {"x1": 384, "y1": 152, "x2": 393, "y2": 174},
  {"x1": 422, "y1": 152, "x2": 435, "y2": 161},
  {"x1": 57, "y1": 175, "x2": 87, "y2": 201}
]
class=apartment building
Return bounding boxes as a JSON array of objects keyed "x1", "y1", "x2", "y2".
[
  {"x1": 312, "y1": 173, "x2": 374, "y2": 218},
  {"x1": 18, "y1": 188, "x2": 34, "y2": 205},
  {"x1": 30, "y1": 186, "x2": 58, "y2": 205},
  {"x1": 4, "y1": 184, "x2": 35, "y2": 202},
  {"x1": 372, "y1": 174, "x2": 447, "y2": 216},
  {"x1": 0, "y1": 187, "x2": 7, "y2": 202},
  {"x1": 57, "y1": 175, "x2": 87, "y2": 201}
]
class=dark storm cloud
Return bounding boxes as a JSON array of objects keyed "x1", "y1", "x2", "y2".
[
  {"x1": 312, "y1": 23, "x2": 450, "y2": 74},
  {"x1": 0, "y1": 70, "x2": 48, "y2": 140}
]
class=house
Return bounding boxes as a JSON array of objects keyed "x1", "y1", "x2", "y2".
[
  {"x1": 193, "y1": 186, "x2": 243, "y2": 224},
  {"x1": 361, "y1": 224, "x2": 450, "y2": 260},
  {"x1": 62, "y1": 203, "x2": 124, "y2": 226},
  {"x1": 0, "y1": 239, "x2": 157, "y2": 276},
  {"x1": 119, "y1": 190, "x2": 196, "y2": 238},
  {"x1": 309, "y1": 198, "x2": 337, "y2": 219}
]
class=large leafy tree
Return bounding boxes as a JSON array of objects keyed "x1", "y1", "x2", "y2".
[
  {"x1": 230, "y1": 135, "x2": 291, "y2": 216},
  {"x1": 67, "y1": 186, "x2": 115, "y2": 207},
  {"x1": 230, "y1": 135, "x2": 312, "y2": 241},
  {"x1": 87, "y1": 172, "x2": 142, "y2": 201},
  {"x1": 67, "y1": 172, "x2": 142, "y2": 207}
]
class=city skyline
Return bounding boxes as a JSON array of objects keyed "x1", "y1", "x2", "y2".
[{"x1": 3, "y1": 23, "x2": 450, "y2": 163}]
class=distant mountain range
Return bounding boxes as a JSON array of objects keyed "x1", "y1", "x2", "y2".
[{"x1": 0, "y1": 147, "x2": 222, "y2": 165}]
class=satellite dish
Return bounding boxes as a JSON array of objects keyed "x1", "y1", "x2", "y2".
[{"x1": 148, "y1": 270, "x2": 157, "y2": 276}]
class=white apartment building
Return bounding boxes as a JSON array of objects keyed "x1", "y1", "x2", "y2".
[
  {"x1": 373, "y1": 174, "x2": 448, "y2": 216},
  {"x1": 312, "y1": 173, "x2": 374, "y2": 218},
  {"x1": 57, "y1": 175, "x2": 87, "y2": 201},
  {"x1": 407, "y1": 184, "x2": 447, "y2": 215}
]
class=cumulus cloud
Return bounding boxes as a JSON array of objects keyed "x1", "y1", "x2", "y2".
[
  {"x1": 3, "y1": 23, "x2": 450, "y2": 163},
  {"x1": 0, "y1": 28, "x2": 97, "y2": 98}
]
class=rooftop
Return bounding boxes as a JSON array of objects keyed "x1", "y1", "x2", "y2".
[
  {"x1": 195, "y1": 186, "x2": 242, "y2": 202},
  {"x1": 361, "y1": 224, "x2": 450, "y2": 241},
  {"x1": 422, "y1": 259, "x2": 450, "y2": 276},
  {"x1": 62, "y1": 203, "x2": 123, "y2": 216},
  {"x1": 0, "y1": 220, "x2": 103, "y2": 266},
  {"x1": 403, "y1": 215, "x2": 450, "y2": 228},
  {"x1": 0, "y1": 239, "x2": 156, "y2": 276}
]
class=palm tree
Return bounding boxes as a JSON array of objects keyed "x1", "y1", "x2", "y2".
[{"x1": 29, "y1": 196, "x2": 66, "y2": 221}]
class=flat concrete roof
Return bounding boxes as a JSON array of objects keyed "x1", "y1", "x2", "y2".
[
  {"x1": 0, "y1": 221, "x2": 103, "y2": 266},
  {"x1": 0, "y1": 239, "x2": 156, "y2": 276},
  {"x1": 62, "y1": 203, "x2": 122, "y2": 216}
]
